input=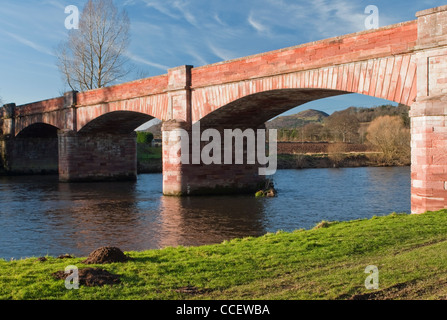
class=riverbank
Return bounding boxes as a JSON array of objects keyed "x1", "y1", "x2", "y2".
[
  {"x1": 137, "y1": 145, "x2": 162, "y2": 173},
  {"x1": 276, "y1": 142, "x2": 410, "y2": 169},
  {"x1": 2, "y1": 209, "x2": 447, "y2": 300},
  {"x1": 137, "y1": 152, "x2": 408, "y2": 173},
  {"x1": 136, "y1": 142, "x2": 409, "y2": 174}
]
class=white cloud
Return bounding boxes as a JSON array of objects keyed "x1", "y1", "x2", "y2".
[
  {"x1": 172, "y1": 0, "x2": 199, "y2": 28},
  {"x1": 247, "y1": 12, "x2": 269, "y2": 33},
  {"x1": 214, "y1": 14, "x2": 225, "y2": 26},
  {"x1": 185, "y1": 48, "x2": 209, "y2": 67},
  {"x1": 2, "y1": 31, "x2": 55, "y2": 56},
  {"x1": 208, "y1": 44, "x2": 238, "y2": 61},
  {"x1": 41, "y1": 0, "x2": 67, "y2": 10},
  {"x1": 124, "y1": 51, "x2": 170, "y2": 71},
  {"x1": 139, "y1": 0, "x2": 181, "y2": 19}
]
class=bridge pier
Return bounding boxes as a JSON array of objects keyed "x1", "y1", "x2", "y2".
[
  {"x1": 162, "y1": 121, "x2": 267, "y2": 196},
  {"x1": 0, "y1": 133, "x2": 12, "y2": 174},
  {"x1": 411, "y1": 6, "x2": 447, "y2": 213},
  {"x1": 0, "y1": 103, "x2": 15, "y2": 173},
  {"x1": 58, "y1": 130, "x2": 137, "y2": 182},
  {"x1": 9, "y1": 132, "x2": 58, "y2": 175}
]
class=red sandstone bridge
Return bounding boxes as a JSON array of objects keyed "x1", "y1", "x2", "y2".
[{"x1": 1, "y1": 6, "x2": 447, "y2": 214}]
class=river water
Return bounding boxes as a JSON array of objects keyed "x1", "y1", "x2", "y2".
[{"x1": 0, "y1": 167, "x2": 410, "y2": 260}]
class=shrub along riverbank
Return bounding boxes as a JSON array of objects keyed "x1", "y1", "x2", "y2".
[{"x1": 1, "y1": 210, "x2": 447, "y2": 300}]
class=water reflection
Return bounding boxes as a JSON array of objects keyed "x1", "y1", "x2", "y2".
[
  {"x1": 157, "y1": 196, "x2": 267, "y2": 248},
  {"x1": 0, "y1": 167, "x2": 410, "y2": 260}
]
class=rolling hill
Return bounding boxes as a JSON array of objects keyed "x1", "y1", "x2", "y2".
[{"x1": 265, "y1": 109, "x2": 329, "y2": 130}]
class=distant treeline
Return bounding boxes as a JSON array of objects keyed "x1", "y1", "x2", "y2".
[{"x1": 277, "y1": 104, "x2": 410, "y2": 143}]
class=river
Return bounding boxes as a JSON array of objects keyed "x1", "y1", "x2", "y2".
[{"x1": 0, "y1": 167, "x2": 410, "y2": 260}]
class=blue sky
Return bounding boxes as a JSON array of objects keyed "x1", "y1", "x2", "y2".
[{"x1": 0, "y1": 0, "x2": 445, "y2": 116}]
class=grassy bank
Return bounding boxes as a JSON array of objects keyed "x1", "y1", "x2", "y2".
[
  {"x1": 137, "y1": 145, "x2": 162, "y2": 173},
  {"x1": 3, "y1": 210, "x2": 447, "y2": 300}
]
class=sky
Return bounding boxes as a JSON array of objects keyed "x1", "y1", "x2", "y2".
[{"x1": 0, "y1": 0, "x2": 445, "y2": 117}]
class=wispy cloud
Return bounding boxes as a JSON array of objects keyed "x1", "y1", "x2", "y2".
[
  {"x1": 41, "y1": 0, "x2": 67, "y2": 10},
  {"x1": 247, "y1": 12, "x2": 269, "y2": 33},
  {"x1": 208, "y1": 44, "x2": 238, "y2": 61},
  {"x1": 124, "y1": 51, "x2": 170, "y2": 71},
  {"x1": 309, "y1": 0, "x2": 366, "y2": 37},
  {"x1": 184, "y1": 46, "x2": 209, "y2": 66},
  {"x1": 214, "y1": 14, "x2": 225, "y2": 26},
  {"x1": 172, "y1": 0, "x2": 199, "y2": 28},
  {"x1": 138, "y1": 0, "x2": 181, "y2": 19},
  {"x1": 2, "y1": 31, "x2": 55, "y2": 56}
]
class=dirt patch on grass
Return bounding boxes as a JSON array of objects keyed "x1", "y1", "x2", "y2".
[
  {"x1": 175, "y1": 285, "x2": 212, "y2": 295},
  {"x1": 392, "y1": 239, "x2": 447, "y2": 256},
  {"x1": 349, "y1": 277, "x2": 447, "y2": 300},
  {"x1": 52, "y1": 268, "x2": 121, "y2": 287},
  {"x1": 58, "y1": 254, "x2": 74, "y2": 259},
  {"x1": 82, "y1": 247, "x2": 131, "y2": 264}
]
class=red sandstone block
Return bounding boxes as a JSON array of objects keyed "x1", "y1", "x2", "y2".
[
  {"x1": 414, "y1": 139, "x2": 431, "y2": 149},
  {"x1": 424, "y1": 198, "x2": 445, "y2": 210},
  {"x1": 415, "y1": 155, "x2": 432, "y2": 165},
  {"x1": 432, "y1": 153, "x2": 447, "y2": 165},
  {"x1": 426, "y1": 172, "x2": 447, "y2": 182},
  {"x1": 432, "y1": 139, "x2": 447, "y2": 149},
  {"x1": 412, "y1": 186, "x2": 433, "y2": 197}
]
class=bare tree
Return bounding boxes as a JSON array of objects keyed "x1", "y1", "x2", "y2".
[
  {"x1": 56, "y1": 0, "x2": 131, "y2": 91},
  {"x1": 325, "y1": 113, "x2": 360, "y2": 143},
  {"x1": 366, "y1": 115, "x2": 410, "y2": 165}
]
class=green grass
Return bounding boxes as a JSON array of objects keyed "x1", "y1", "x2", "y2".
[
  {"x1": 2, "y1": 210, "x2": 447, "y2": 300},
  {"x1": 137, "y1": 145, "x2": 162, "y2": 161}
]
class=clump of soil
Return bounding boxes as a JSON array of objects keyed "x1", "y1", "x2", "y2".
[
  {"x1": 58, "y1": 254, "x2": 74, "y2": 259},
  {"x1": 82, "y1": 246, "x2": 131, "y2": 265},
  {"x1": 175, "y1": 285, "x2": 211, "y2": 295},
  {"x1": 313, "y1": 220, "x2": 330, "y2": 229},
  {"x1": 52, "y1": 268, "x2": 121, "y2": 287}
]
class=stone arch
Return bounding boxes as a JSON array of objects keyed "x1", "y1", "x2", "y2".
[
  {"x1": 14, "y1": 116, "x2": 64, "y2": 137},
  {"x1": 77, "y1": 111, "x2": 154, "y2": 134},
  {"x1": 75, "y1": 93, "x2": 169, "y2": 133},
  {"x1": 192, "y1": 54, "x2": 417, "y2": 124},
  {"x1": 197, "y1": 88, "x2": 347, "y2": 128},
  {"x1": 11, "y1": 123, "x2": 59, "y2": 175},
  {"x1": 16, "y1": 122, "x2": 60, "y2": 138}
]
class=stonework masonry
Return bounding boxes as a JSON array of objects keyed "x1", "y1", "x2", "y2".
[
  {"x1": 58, "y1": 130, "x2": 137, "y2": 182},
  {"x1": 410, "y1": 5, "x2": 447, "y2": 213}
]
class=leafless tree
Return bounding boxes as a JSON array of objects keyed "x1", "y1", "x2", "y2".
[
  {"x1": 56, "y1": 0, "x2": 131, "y2": 92},
  {"x1": 325, "y1": 113, "x2": 360, "y2": 143},
  {"x1": 328, "y1": 142, "x2": 347, "y2": 167},
  {"x1": 366, "y1": 115, "x2": 410, "y2": 165}
]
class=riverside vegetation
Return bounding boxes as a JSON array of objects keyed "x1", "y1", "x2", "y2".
[{"x1": 2, "y1": 209, "x2": 447, "y2": 300}]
